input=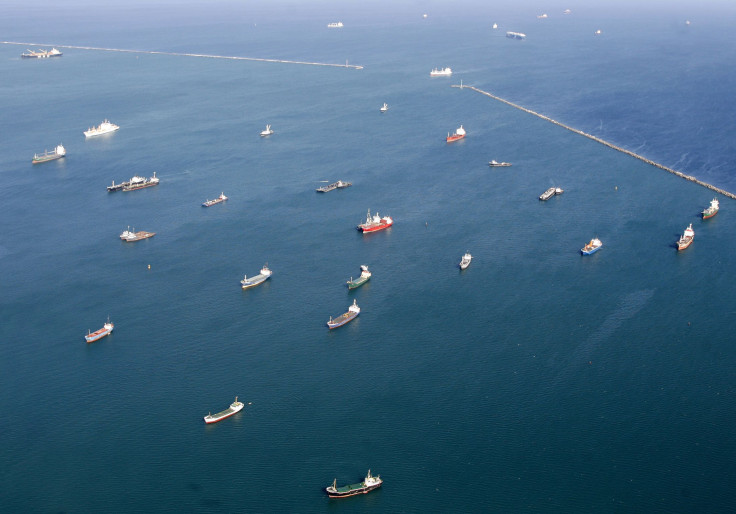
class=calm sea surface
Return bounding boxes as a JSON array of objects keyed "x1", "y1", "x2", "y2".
[{"x1": 3, "y1": 1, "x2": 736, "y2": 512}]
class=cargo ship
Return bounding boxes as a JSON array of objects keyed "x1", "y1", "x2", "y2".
[
  {"x1": 203, "y1": 397, "x2": 244, "y2": 424},
  {"x1": 203, "y1": 193, "x2": 228, "y2": 207},
  {"x1": 446, "y1": 125, "x2": 466, "y2": 142},
  {"x1": 120, "y1": 227, "x2": 155, "y2": 242},
  {"x1": 326, "y1": 470, "x2": 382, "y2": 498},
  {"x1": 84, "y1": 119, "x2": 119, "y2": 138},
  {"x1": 677, "y1": 224, "x2": 694, "y2": 251},
  {"x1": 85, "y1": 318, "x2": 114, "y2": 343},
  {"x1": 430, "y1": 67, "x2": 452, "y2": 77},
  {"x1": 21, "y1": 47, "x2": 62, "y2": 58},
  {"x1": 327, "y1": 22, "x2": 344, "y2": 28},
  {"x1": 347, "y1": 265, "x2": 371, "y2": 289},
  {"x1": 32, "y1": 144, "x2": 65, "y2": 164},
  {"x1": 241, "y1": 264, "x2": 272, "y2": 289},
  {"x1": 506, "y1": 31, "x2": 526, "y2": 40},
  {"x1": 357, "y1": 210, "x2": 393, "y2": 233},
  {"x1": 123, "y1": 172, "x2": 159, "y2": 191},
  {"x1": 380, "y1": 102, "x2": 388, "y2": 112},
  {"x1": 316, "y1": 180, "x2": 352, "y2": 193},
  {"x1": 539, "y1": 187, "x2": 563, "y2": 201},
  {"x1": 327, "y1": 299, "x2": 360, "y2": 329},
  {"x1": 581, "y1": 238, "x2": 603, "y2": 255},
  {"x1": 488, "y1": 160, "x2": 511, "y2": 167},
  {"x1": 459, "y1": 253, "x2": 472, "y2": 270},
  {"x1": 702, "y1": 198, "x2": 719, "y2": 219}
]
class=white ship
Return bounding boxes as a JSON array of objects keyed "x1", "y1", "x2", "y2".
[
  {"x1": 260, "y1": 124, "x2": 274, "y2": 136},
  {"x1": 430, "y1": 67, "x2": 452, "y2": 77},
  {"x1": 327, "y1": 22, "x2": 344, "y2": 28},
  {"x1": 84, "y1": 119, "x2": 120, "y2": 138},
  {"x1": 380, "y1": 103, "x2": 388, "y2": 112},
  {"x1": 241, "y1": 264, "x2": 273, "y2": 289}
]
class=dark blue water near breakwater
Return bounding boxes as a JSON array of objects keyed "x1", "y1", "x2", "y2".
[{"x1": 2, "y1": 2, "x2": 736, "y2": 512}]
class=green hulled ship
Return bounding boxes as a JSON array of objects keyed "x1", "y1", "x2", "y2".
[
  {"x1": 32, "y1": 144, "x2": 66, "y2": 164},
  {"x1": 346, "y1": 265, "x2": 371, "y2": 289}
]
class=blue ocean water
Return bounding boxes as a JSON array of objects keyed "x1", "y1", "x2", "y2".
[{"x1": 3, "y1": 1, "x2": 736, "y2": 512}]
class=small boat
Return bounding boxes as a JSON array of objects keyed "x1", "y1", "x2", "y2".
[
  {"x1": 84, "y1": 119, "x2": 119, "y2": 138},
  {"x1": 85, "y1": 317, "x2": 114, "y2": 343},
  {"x1": 492, "y1": 23, "x2": 498, "y2": 29},
  {"x1": 488, "y1": 160, "x2": 511, "y2": 167},
  {"x1": 702, "y1": 198, "x2": 719, "y2": 219},
  {"x1": 506, "y1": 31, "x2": 526, "y2": 40},
  {"x1": 563, "y1": 9, "x2": 572, "y2": 15},
  {"x1": 594, "y1": 29, "x2": 602, "y2": 35},
  {"x1": 537, "y1": 13, "x2": 548, "y2": 19},
  {"x1": 327, "y1": 21, "x2": 344, "y2": 28},
  {"x1": 260, "y1": 124, "x2": 274, "y2": 136},
  {"x1": 21, "y1": 47, "x2": 62, "y2": 59},
  {"x1": 202, "y1": 192, "x2": 228, "y2": 207},
  {"x1": 347, "y1": 265, "x2": 371, "y2": 289},
  {"x1": 326, "y1": 470, "x2": 382, "y2": 498},
  {"x1": 123, "y1": 172, "x2": 159, "y2": 191},
  {"x1": 459, "y1": 253, "x2": 472, "y2": 270},
  {"x1": 241, "y1": 264, "x2": 272, "y2": 289},
  {"x1": 539, "y1": 187, "x2": 563, "y2": 201},
  {"x1": 316, "y1": 180, "x2": 352, "y2": 193},
  {"x1": 120, "y1": 227, "x2": 155, "y2": 242},
  {"x1": 380, "y1": 103, "x2": 388, "y2": 113},
  {"x1": 581, "y1": 238, "x2": 603, "y2": 255},
  {"x1": 357, "y1": 209, "x2": 393, "y2": 233},
  {"x1": 446, "y1": 125, "x2": 466, "y2": 143},
  {"x1": 32, "y1": 144, "x2": 66, "y2": 164},
  {"x1": 203, "y1": 397, "x2": 244, "y2": 424},
  {"x1": 327, "y1": 299, "x2": 360, "y2": 329},
  {"x1": 677, "y1": 224, "x2": 695, "y2": 251},
  {"x1": 430, "y1": 67, "x2": 452, "y2": 77}
]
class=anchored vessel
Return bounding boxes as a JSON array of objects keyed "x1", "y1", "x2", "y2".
[
  {"x1": 326, "y1": 470, "x2": 382, "y2": 498},
  {"x1": 380, "y1": 102, "x2": 388, "y2": 112},
  {"x1": 123, "y1": 172, "x2": 159, "y2": 191},
  {"x1": 241, "y1": 264, "x2": 272, "y2": 289},
  {"x1": 460, "y1": 253, "x2": 472, "y2": 269},
  {"x1": 260, "y1": 124, "x2": 274, "y2": 136},
  {"x1": 677, "y1": 224, "x2": 695, "y2": 251},
  {"x1": 32, "y1": 144, "x2": 66, "y2": 164},
  {"x1": 203, "y1": 193, "x2": 228, "y2": 207},
  {"x1": 120, "y1": 227, "x2": 155, "y2": 242},
  {"x1": 702, "y1": 198, "x2": 719, "y2": 219},
  {"x1": 327, "y1": 21, "x2": 344, "y2": 28},
  {"x1": 488, "y1": 160, "x2": 511, "y2": 167},
  {"x1": 84, "y1": 119, "x2": 119, "y2": 138},
  {"x1": 357, "y1": 209, "x2": 393, "y2": 233},
  {"x1": 85, "y1": 318, "x2": 114, "y2": 343},
  {"x1": 203, "y1": 397, "x2": 244, "y2": 424},
  {"x1": 506, "y1": 31, "x2": 526, "y2": 39},
  {"x1": 539, "y1": 187, "x2": 563, "y2": 201},
  {"x1": 327, "y1": 299, "x2": 360, "y2": 329},
  {"x1": 316, "y1": 180, "x2": 352, "y2": 193},
  {"x1": 22, "y1": 47, "x2": 62, "y2": 58},
  {"x1": 347, "y1": 265, "x2": 371, "y2": 289},
  {"x1": 581, "y1": 238, "x2": 603, "y2": 255},
  {"x1": 430, "y1": 67, "x2": 452, "y2": 77},
  {"x1": 446, "y1": 125, "x2": 466, "y2": 142}
]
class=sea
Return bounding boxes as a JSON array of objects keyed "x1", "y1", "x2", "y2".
[{"x1": 3, "y1": 1, "x2": 736, "y2": 512}]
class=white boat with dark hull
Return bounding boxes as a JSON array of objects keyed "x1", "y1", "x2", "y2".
[
  {"x1": 203, "y1": 397, "x2": 244, "y2": 424},
  {"x1": 241, "y1": 264, "x2": 272, "y2": 289}
]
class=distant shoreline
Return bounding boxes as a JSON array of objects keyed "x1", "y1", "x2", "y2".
[
  {"x1": 454, "y1": 84, "x2": 735, "y2": 201},
  {"x1": 1, "y1": 41, "x2": 363, "y2": 70}
]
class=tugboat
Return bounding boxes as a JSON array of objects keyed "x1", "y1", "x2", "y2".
[
  {"x1": 260, "y1": 124, "x2": 274, "y2": 136},
  {"x1": 357, "y1": 210, "x2": 393, "y2": 233},
  {"x1": 203, "y1": 397, "x2": 244, "y2": 424},
  {"x1": 241, "y1": 264, "x2": 272, "y2": 289},
  {"x1": 327, "y1": 299, "x2": 360, "y2": 329},
  {"x1": 85, "y1": 317, "x2": 114, "y2": 343},
  {"x1": 347, "y1": 265, "x2": 371, "y2": 289},
  {"x1": 326, "y1": 470, "x2": 382, "y2": 498},
  {"x1": 21, "y1": 47, "x2": 62, "y2": 58},
  {"x1": 581, "y1": 238, "x2": 603, "y2": 255},
  {"x1": 488, "y1": 160, "x2": 511, "y2": 167},
  {"x1": 32, "y1": 144, "x2": 66, "y2": 164},
  {"x1": 84, "y1": 119, "x2": 119, "y2": 138},
  {"x1": 459, "y1": 253, "x2": 472, "y2": 270},
  {"x1": 677, "y1": 224, "x2": 695, "y2": 251},
  {"x1": 316, "y1": 180, "x2": 352, "y2": 193},
  {"x1": 446, "y1": 125, "x2": 466, "y2": 143},
  {"x1": 202, "y1": 193, "x2": 228, "y2": 207},
  {"x1": 702, "y1": 198, "x2": 719, "y2": 219},
  {"x1": 123, "y1": 172, "x2": 159, "y2": 191},
  {"x1": 430, "y1": 67, "x2": 452, "y2": 77},
  {"x1": 120, "y1": 227, "x2": 155, "y2": 242},
  {"x1": 380, "y1": 103, "x2": 389, "y2": 113}
]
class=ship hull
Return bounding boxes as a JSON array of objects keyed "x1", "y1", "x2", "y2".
[
  {"x1": 347, "y1": 277, "x2": 369, "y2": 289},
  {"x1": 581, "y1": 247, "x2": 601, "y2": 255},
  {"x1": 241, "y1": 276, "x2": 269, "y2": 289},
  {"x1": 446, "y1": 135, "x2": 465, "y2": 143},
  {"x1": 123, "y1": 183, "x2": 158, "y2": 191},
  {"x1": 326, "y1": 483, "x2": 381, "y2": 498},
  {"x1": 677, "y1": 239, "x2": 693, "y2": 251},
  {"x1": 327, "y1": 312, "x2": 358, "y2": 329},
  {"x1": 85, "y1": 326, "x2": 113, "y2": 343},
  {"x1": 202, "y1": 198, "x2": 227, "y2": 207},
  {"x1": 358, "y1": 222, "x2": 392, "y2": 233},
  {"x1": 121, "y1": 232, "x2": 155, "y2": 242},
  {"x1": 203, "y1": 403, "x2": 243, "y2": 424},
  {"x1": 32, "y1": 154, "x2": 64, "y2": 164},
  {"x1": 702, "y1": 210, "x2": 718, "y2": 220}
]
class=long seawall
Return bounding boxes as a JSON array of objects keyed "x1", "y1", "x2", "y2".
[
  {"x1": 453, "y1": 84, "x2": 736, "y2": 200},
  {"x1": 1, "y1": 41, "x2": 363, "y2": 69}
]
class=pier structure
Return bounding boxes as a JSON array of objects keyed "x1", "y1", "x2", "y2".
[
  {"x1": 2, "y1": 41, "x2": 363, "y2": 69},
  {"x1": 452, "y1": 84, "x2": 736, "y2": 200}
]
